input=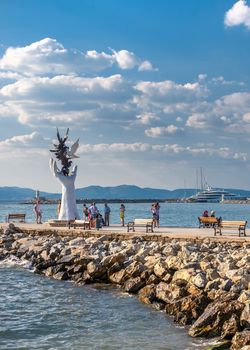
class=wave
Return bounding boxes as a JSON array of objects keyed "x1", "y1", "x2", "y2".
[{"x1": 0, "y1": 254, "x2": 34, "y2": 270}]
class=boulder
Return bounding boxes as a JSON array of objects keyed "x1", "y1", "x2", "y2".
[
  {"x1": 240, "y1": 303, "x2": 250, "y2": 328},
  {"x1": 138, "y1": 285, "x2": 156, "y2": 304},
  {"x1": 172, "y1": 268, "x2": 195, "y2": 283},
  {"x1": 53, "y1": 271, "x2": 69, "y2": 280},
  {"x1": 109, "y1": 269, "x2": 126, "y2": 284},
  {"x1": 123, "y1": 277, "x2": 145, "y2": 293},
  {"x1": 189, "y1": 294, "x2": 244, "y2": 338},
  {"x1": 231, "y1": 330, "x2": 250, "y2": 350},
  {"x1": 191, "y1": 272, "x2": 207, "y2": 289},
  {"x1": 165, "y1": 294, "x2": 209, "y2": 325},
  {"x1": 155, "y1": 282, "x2": 187, "y2": 303},
  {"x1": 221, "y1": 314, "x2": 241, "y2": 339}
]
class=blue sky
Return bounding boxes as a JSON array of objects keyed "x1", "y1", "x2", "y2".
[{"x1": 0, "y1": 0, "x2": 250, "y2": 191}]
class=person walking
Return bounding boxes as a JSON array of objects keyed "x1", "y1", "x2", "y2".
[
  {"x1": 120, "y1": 203, "x2": 125, "y2": 227},
  {"x1": 34, "y1": 199, "x2": 42, "y2": 224},
  {"x1": 104, "y1": 203, "x2": 111, "y2": 226}
]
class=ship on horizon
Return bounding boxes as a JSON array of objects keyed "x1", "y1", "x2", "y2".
[{"x1": 187, "y1": 185, "x2": 247, "y2": 203}]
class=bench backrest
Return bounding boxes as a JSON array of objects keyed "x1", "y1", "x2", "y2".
[
  {"x1": 8, "y1": 213, "x2": 25, "y2": 218},
  {"x1": 198, "y1": 216, "x2": 218, "y2": 223},
  {"x1": 134, "y1": 219, "x2": 153, "y2": 225},
  {"x1": 220, "y1": 220, "x2": 247, "y2": 227}
]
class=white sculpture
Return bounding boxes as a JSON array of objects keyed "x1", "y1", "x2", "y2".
[
  {"x1": 49, "y1": 159, "x2": 79, "y2": 220},
  {"x1": 49, "y1": 129, "x2": 80, "y2": 221}
]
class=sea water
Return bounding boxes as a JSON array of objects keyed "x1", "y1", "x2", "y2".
[
  {"x1": 0, "y1": 265, "x2": 212, "y2": 350},
  {"x1": 1, "y1": 201, "x2": 250, "y2": 227},
  {"x1": 1, "y1": 201, "x2": 249, "y2": 349}
]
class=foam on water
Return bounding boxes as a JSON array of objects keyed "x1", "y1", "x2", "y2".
[{"x1": 0, "y1": 254, "x2": 33, "y2": 270}]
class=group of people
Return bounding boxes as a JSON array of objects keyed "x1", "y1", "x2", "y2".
[
  {"x1": 202, "y1": 209, "x2": 216, "y2": 217},
  {"x1": 81, "y1": 202, "x2": 126, "y2": 228},
  {"x1": 34, "y1": 200, "x2": 161, "y2": 228}
]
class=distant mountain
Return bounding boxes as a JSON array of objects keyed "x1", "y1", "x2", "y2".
[{"x1": 0, "y1": 185, "x2": 250, "y2": 201}]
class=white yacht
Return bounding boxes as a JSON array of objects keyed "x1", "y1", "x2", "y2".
[{"x1": 188, "y1": 185, "x2": 246, "y2": 203}]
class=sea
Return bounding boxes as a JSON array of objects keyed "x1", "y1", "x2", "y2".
[{"x1": 1, "y1": 201, "x2": 249, "y2": 350}]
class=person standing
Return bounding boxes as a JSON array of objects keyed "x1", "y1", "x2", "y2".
[
  {"x1": 83, "y1": 204, "x2": 89, "y2": 220},
  {"x1": 151, "y1": 203, "x2": 157, "y2": 228},
  {"x1": 155, "y1": 202, "x2": 160, "y2": 228},
  {"x1": 88, "y1": 202, "x2": 99, "y2": 228},
  {"x1": 120, "y1": 203, "x2": 125, "y2": 227},
  {"x1": 104, "y1": 203, "x2": 111, "y2": 226},
  {"x1": 34, "y1": 199, "x2": 42, "y2": 224}
]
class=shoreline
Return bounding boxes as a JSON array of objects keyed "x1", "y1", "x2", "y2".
[{"x1": 1, "y1": 224, "x2": 250, "y2": 349}]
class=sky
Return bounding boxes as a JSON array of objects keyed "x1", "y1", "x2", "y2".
[{"x1": 0, "y1": 0, "x2": 250, "y2": 192}]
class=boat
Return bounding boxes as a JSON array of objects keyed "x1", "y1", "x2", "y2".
[{"x1": 187, "y1": 185, "x2": 247, "y2": 203}]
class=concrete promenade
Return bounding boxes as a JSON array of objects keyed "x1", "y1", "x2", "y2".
[{"x1": 1, "y1": 222, "x2": 250, "y2": 242}]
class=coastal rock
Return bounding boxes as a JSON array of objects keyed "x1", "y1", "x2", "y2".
[
  {"x1": 86, "y1": 261, "x2": 106, "y2": 280},
  {"x1": 153, "y1": 261, "x2": 168, "y2": 279},
  {"x1": 231, "y1": 330, "x2": 250, "y2": 350},
  {"x1": 191, "y1": 272, "x2": 207, "y2": 289},
  {"x1": 123, "y1": 277, "x2": 145, "y2": 293},
  {"x1": 109, "y1": 269, "x2": 126, "y2": 284},
  {"x1": 155, "y1": 282, "x2": 187, "y2": 303},
  {"x1": 172, "y1": 268, "x2": 195, "y2": 283},
  {"x1": 138, "y1": 285, "x2": 156, "y2": 304},
  {"x1": 240, "y1": 303, "x2": 250, "y2": 328},
  {"x1": 189, "y1": 294, "x2": 244, "y2": 337},
  {"x1": 221, "y1": 314, "x2": 241, "y2": 339},
  {"x1": 53, "y1": 271, "x2": 69, "y2": 280},
  {"x1": 165, "y1": 294, "x2": 209, "y2": 325}
]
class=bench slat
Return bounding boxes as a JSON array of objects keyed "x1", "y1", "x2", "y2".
[
  {"x1": 127, "y1": 219, "x2": 154, "y2": 233},
  {"x1": 214, "y1": 220, "x2": 247, "y2": 237},
  {"x1": 7, "y1": 213, "x2": 26, "y2": 223}
]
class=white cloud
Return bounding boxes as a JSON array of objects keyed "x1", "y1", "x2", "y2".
[
  {"x1": 0, "y1": 131, "x2": 47, "y2": 148},
  {"x1": 0, "y1": 38, "x2": 155, "y2": 75},
  {"x1": 225, "y1": 0, "x2": 250, "y2": 29},
  {"x1": 145, "y1": 125, "x2": 182, "y2": 137},
  {"x1": 76, "y1": 142, "x2": 247, "y2": 162},
  {"x1": 135, "y1": 113, "x2": 160, "y2": 125},
  {"x1": 0, "y1": 74, "x2": 133, "y2": 126}
]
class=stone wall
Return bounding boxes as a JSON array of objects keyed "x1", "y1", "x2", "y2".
[{"x1": 2, "y1": 223, "x2": 250, "y2": 350}]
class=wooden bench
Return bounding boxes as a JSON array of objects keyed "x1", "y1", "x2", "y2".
[
  {"x1": 214, "y1": 220, "x2": 247, "y2": 237},
  {"x1": 6, "y1": 213, "x2": 26, "y2": 223},
  {"x1": 127, "y1": 219, "x2": 154, "y2": 233},
  {"x1": 198, "y1": 216, "x2": 219, "y2": 228},
  {"x1": 69, "y1": 220, "x2": 91, "y2": 230}
]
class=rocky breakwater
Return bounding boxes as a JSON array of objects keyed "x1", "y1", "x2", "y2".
[{"x1": 2, "y1": 224, "x2": 250, "y2": 349}]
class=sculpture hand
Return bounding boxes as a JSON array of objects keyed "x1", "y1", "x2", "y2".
[{"x1": 49, "y1": 158, "x2": 77, "y2": 185}]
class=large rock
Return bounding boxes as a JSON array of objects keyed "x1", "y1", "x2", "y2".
[
  {"x1": 240, "y1": 303, "x2": 250, "y2": 328},
  {"x1": 191, "y1": 272, "x2": 207, "y2": 289},
  {"x1": 138, "y1": 285, "x2": 156, "y2": 304},
  {"x1": 155, "y1": 282, "x2": 187, "y2": 303},
  {"x1": 165, "y1": 294, "x2": 209, "y2": 325},
  {"x1": 123, "y1": 277, "x2": 145, "y2": 293},
  {"x1": 172, "y1": 268, "x2": 196, "y2": 283},
  {"x1": 189, "y1": 293, "x2": 244, "y2": 337},
  {"x1": 231, "y1": 330, "x2": 250, "y2": 350}
]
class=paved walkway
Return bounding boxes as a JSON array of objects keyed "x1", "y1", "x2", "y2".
[{"x1": 1, "y1": 222, "x2": 250, "y2": 242}]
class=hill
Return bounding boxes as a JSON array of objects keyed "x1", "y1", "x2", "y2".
[{"x1": 0, "y1": 185, "x2": 250, "y2": 201}]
